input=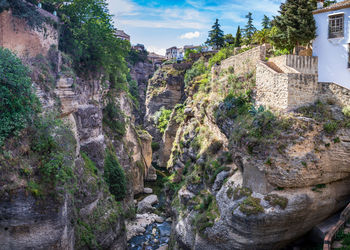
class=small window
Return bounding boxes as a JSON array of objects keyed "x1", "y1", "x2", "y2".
[{"x1": 329, "y1": 14, "x2": 344, "y2": 38}]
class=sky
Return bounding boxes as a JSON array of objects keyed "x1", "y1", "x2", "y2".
[{"x1": 107, "y1": 0, "x2": 284, "y2": 56}]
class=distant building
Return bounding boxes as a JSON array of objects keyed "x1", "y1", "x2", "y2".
[
  {"x1": 132, "y1": 44, "x2": 145, "y2": 52},
  {"x1": 115, "y1": 30, "x2": 130, "y2": 41},
  {"x1": 148, "y1": 52, "x2": 166, "y2": 67},
  {"x1": 177, "y1": 48, "x2": 184, "y2": 61},
  {"x1": 166, "y1": 46, "x2": 178, "y2": 60},
  {"x1": 313, "y1": 0, "x2": 350, "y2": 88}
]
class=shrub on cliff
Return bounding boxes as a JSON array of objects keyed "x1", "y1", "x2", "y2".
[
  {"x1": 104, "y1": 150, "x2": 126, "y2": 201},
  {"x1": 184, "y1": 58, "x2": 207, "y2": 87},
  {"x1": 0, "y1": 47, "x2": 40, "y2": 145},
  {"x1": 154, "y1": 107, "x2": 172, "y2": 134}
]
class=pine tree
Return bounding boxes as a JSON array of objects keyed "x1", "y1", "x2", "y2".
[
  {"x1": 243, "y1": 12, "x2": 257, "y2": 45},
  {"x1": 224, "y1": 34, "x2": 235, "y2": 46},
  {"x1": 270, "y1": 0, "x2": 316, "y2": 52},
  {"x1": 234, "y1": 26, "x2": 242, "y2": 47},
  {"x1": 206, "y1": 19, "x2": 225, "y2": 49},
  {"x1": 262, "y1": 15, "x2": 271, "y2": 29}
]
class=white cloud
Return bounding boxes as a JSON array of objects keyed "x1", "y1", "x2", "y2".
[
  {"x1": 146, "y1": 46, "x2": 166, "y2": 56},
  {"x1": 107, "y1": 0, "x2": 135, "y2": 16},
  {"x1": 180, "y1": 31, "x2": 201, "y2": 39}
]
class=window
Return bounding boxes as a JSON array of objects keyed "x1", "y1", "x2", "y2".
[{"x1": 329, "y1": 14, "x2": 344, "y2": 38}]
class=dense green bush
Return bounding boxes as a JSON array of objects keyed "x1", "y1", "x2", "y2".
[
  {"x1": 0, "y1": 47, "x2": 40, "y2": 145},
  {"x1": 208, "y1": 46, "x2": 234, "y2": 68},
  {"x1": 0, "y1": 0, "x2": 46, "y2": 29},
  {"x1": 343, "y1": 106, "x2": 350, "y2": 118},
  {"x1": 127, "y1": 48, "x2": 148, "y2": 65},
  {"x1": 104, "y1": 150, "x2": 126, "y2": 200},
  {"x1": 30, "y1": 114, "x2": 76, "y2": 187},
  {"x1": 184, "y1": 58, "x2": 207, "y2": 86},
  {"x1": 154, "y1": 107, "x2": 172, "y2": 133},
  {"x1": 102, "y1": 102, "x2": 126, "y2": 138}
]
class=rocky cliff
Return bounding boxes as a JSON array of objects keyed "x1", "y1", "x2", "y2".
[
  {"x1": 151, "y1": 53, "x2": 350, "y2": 249},
  {"x1": 0, "y1": 11, "x2": 153, "y2": 249},
  {"x1": 144, "y1": 63, "x2": 191, "y2": 166}
]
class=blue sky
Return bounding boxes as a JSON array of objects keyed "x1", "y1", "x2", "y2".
[{"x1": 107, "y1": 0, "x2": 284, "y2": 55}]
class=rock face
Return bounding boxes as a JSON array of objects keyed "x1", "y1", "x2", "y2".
[
  {"x1": 144, "y1": 63, "x2": 191, "y2": 165},
  {"x1": 138, "y1": 195, "x2": 159, "y2": 213},
  {"x1": 0, "y1": 10, "x2": 153, "y2": 250},
  {"x1": 129, "y1": 61, "x2": 155, "y2": 124},
  {"x1": 164, "y1": 51, "x2": 350, "y2": 249}
]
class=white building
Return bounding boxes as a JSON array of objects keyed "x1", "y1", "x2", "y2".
[
  {"x1": 166, "y1": 46, "x2": 178, "y2": 60},
  {"x1": 313, "y1": 0, "x2": 350, "y2": 88}
]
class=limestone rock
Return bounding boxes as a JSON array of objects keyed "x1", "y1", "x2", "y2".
[
  {"x1": 137, "y1": 195, "x2": 159, "y2": 213},
  {"x1": 144, "y1": 188, "x2": 153, "y2": 194}
]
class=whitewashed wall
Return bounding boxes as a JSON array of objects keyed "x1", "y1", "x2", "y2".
[{"x1": 313, "y1": 8, "x2": 350, "y2": 89}]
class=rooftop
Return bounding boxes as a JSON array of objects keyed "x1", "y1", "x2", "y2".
[{"x1": 313, "y1": 0, "x2": 350, "y2": 14}]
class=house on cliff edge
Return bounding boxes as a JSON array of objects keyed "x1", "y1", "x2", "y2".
[{"x1": 313, "y1": 0, "x2": 350, "y2": 89}]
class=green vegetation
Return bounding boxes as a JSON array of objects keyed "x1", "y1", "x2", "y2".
[
  {"x1": 151, "y1": 142, "x2": 160, "y2": 152},
  {"x1": 128, "y1": 48, "x2": 148, "y2": 65},
  {"x1": 154, "y1": 107, "x2": 172, "y2": 133},
  {"x1": 206, "y1": 18, "x2": 225, "y2": 49},
  {"x1": 264, "y1": 194, "x2": 288, "y2": 209},
  {"x1": 103, "y1": 150, "x2": 127, "y2": 201},
  {"x1": 343, "y1": 106, "x2": 350, "y2": 118},
  {"x1": 324, "y1": 121, "x2": 338, "y2": 134},
  {"x1": 227, "y1": 186, "x2": 252, "y2": 200},
  {"x1": 102, "y1": 101, "x2": 126, "y2": 139},
  {"x1": 234, "y1": 26, "x2": 242, "y2": 47},
  {"x1": 0, "y1": 0, "x2": 48, "y2": 29},
  {"x1": 208, "y1": 46, "x2": 235, "y2": 68},
  {"x1": 239, "y1": 196, "x2": 264, "y2": 215},
  {"x1": 262, "y1": 15, "x2": 271, "y2": 29},
  {"x1": 0, "y1": 47, "x2": 40, "y2": 145},
  {"x1": 270, "y1": 0, "x2": 316, "y2": 52},
  {"x1": 311, "y1": 183, "x2": 326, "y2": 192},
  {"x1": 243, "y1": 12, "x2": 257, "y2": 45},
  {"x1": 184, "y1": 58, "x2": 207, "y2": 86},
  {"x1": 173, "y1": 104, "x2": 186, "y2": 124},
  {"x1": 193, "y1": 193, "x2": 220, "y2": 235},
  {"x1": 297, "y1": 101, "x2": 350, "y2": 134},
  {"x1": 30, "y1": 114, "x2": 76, "y2": 188}
]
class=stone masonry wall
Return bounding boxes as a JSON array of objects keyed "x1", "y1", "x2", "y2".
[
  {"x1": 256, "y1": 61, "x2": 319, "y2": 111},
  {"x1": 287, "y1": 73, "x2": 319, "y2": 109},
  {"x1": 220, "y1": 45, "x2": 269, "y2": 76},
  {"x1": 0, "y1": 10, "x2": 58, "y2": 58},
  {"x1": 319, "y1": 82, "x2": 350, "y2": 107},
  {"x1": 256, "y1": 62, "x2": 289, "y2": 110}
]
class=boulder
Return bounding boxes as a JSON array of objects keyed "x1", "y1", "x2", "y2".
[{"x1": 137, "y1": 195, "x2": 158, "y2": 213}]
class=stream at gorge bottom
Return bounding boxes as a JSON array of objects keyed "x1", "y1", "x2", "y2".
[{"x1": 128, "y1": 221, "x2": 171, "y2": 250}]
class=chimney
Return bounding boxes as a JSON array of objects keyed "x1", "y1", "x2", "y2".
[{"x1": 317, "y1": 0, "x2": 324, "y2": 9}]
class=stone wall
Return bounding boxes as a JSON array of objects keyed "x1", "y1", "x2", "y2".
[
  {"x1": 288, "y1": 73, "x2": 319, "y2": 109},
  {"x1": 256, "y1": 62, "x2": 289, "y2": 110},
  {"x1": 0, "y1": 10, "x2": 58, "y2": 58},
  {"x1": 256, "y1": 61, "x2": 319, "y2": 111},
  {"x1": 318, "y1": 82, "x2": 350, "y2": 107},
  {"x1": 219, "y1": 44, "x2": 270, "y2": 76}
]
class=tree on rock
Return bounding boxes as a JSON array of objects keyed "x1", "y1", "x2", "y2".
[
  {"x1": 224, "y1": 34, "x2": 235, "y2": 46},
  {"x1": 262, "y1": 15, "x2": 271, "y2": 29},
  {"x1": 235, "y1": 26, "x2": 242, "y2": 47},
  {"x1": 104, "y1": 150, "x2": 127, "y2": 200},
  {"x1": 206, "y1": 19, "x2": 225, "y2": 49},
  {"x1": 270, "y1": 0, "x2": 316, "y2": 53},
  {"x1": 243, "y1": 12, "x2": 256, "y2": 45}
]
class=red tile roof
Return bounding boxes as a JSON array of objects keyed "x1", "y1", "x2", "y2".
[{"x1": 313, "y1": 0, "x2": 350, "y2": 14}]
